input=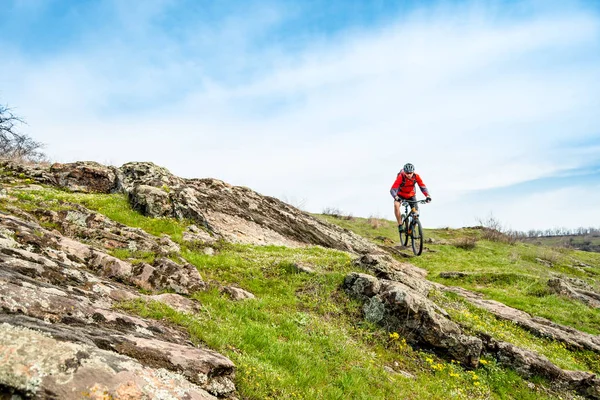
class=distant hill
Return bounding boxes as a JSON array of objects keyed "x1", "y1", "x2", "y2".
[{"x1": 523, "y1": 234, "x2": 600, "y2": 254}]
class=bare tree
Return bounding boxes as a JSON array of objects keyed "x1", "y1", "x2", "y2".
[
  {"x1": 279, "y1": 194, "x2": 307, "y2": 211},
  {"x1": 0, "y1": 104, "x2": 46, "y2": 162}
]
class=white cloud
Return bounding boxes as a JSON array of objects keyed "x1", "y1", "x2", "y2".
[
  {"x1": 439, "y1": 183, "x2": 600, "y2": 231},
  {"x1": 2, "y1": 1, "x2": 600, "y2": 230}
]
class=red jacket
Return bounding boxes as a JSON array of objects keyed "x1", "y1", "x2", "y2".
[{"x1": 390, "y1": 170, "x2": 429, "y2": 199}]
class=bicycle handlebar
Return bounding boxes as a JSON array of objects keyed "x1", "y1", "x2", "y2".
[{"x1": 401, "y1": 199, "x2": 428, "y2": 206}]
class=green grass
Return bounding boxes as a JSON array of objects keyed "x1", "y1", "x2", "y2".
[
  {"x1": 109, "y1": 248, "x2": 157, "y2": 264},
  {"x1": 2, "y1": 186, "x2": 188, "y2": 241},
  {"x1": 119, "y1": 243, "x2": 563, "y2": 400},
  {"x1": 318, "y1": 214, "x2": 600, "y2": 335},
  {"x1": 1, "y1": 180, "x2": 593, "y2": 399},
  {"x1": 432, "y1": 291, "x2": 600, "y2": 374},
  {"x1": 418, "y1": 241, "x2": 600, "y2": 335},
  {"x1": 316, "y1": 214, "x2": 402, "y2": 244}
]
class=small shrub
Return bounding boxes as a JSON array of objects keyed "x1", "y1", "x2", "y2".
[
  {"x1": 368, "y1": 216, "x2": 383, "y2": 229},
  {"x1": 526, "y1": 284, "x2": 553, "y2": 297},
  {"x1": 481, "y1": 229, "x2": 518, "y2": 244},
  {"x1": 477, "y1": 214, "x2": 518, "y2": 244},
  {"x1": 536, "y1": 248, "x2": 561, "y2": 265},
  {"x1": 322, "y1": 207, "x2": 353, "y2": 220},
  {"x1": 322, "y1": 207, "x2": 342, "y2": 217},
  {"x1": 453, "y1": 236, "x2": 477, "y2": 250}
]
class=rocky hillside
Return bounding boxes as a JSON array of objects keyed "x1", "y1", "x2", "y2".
[{"x1": 1, "y1": 160, "x2": 599, "y2": 399}]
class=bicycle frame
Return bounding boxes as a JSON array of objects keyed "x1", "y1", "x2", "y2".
[
  {"x1": 401, "y1": 200, "x2": 426, "y2": 224},
  {"x1": 399, "y1": 199, "x2": 428, "y2": 255}
]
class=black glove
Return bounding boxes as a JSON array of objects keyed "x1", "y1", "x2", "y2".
[
  {"x1": 394, "y1": 196, "x2": 401, "y2": 202},
  {"x1": 426, "y1": 196, "x2": 432, "y2": 203}
]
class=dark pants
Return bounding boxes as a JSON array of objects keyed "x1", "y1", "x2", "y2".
[{"x1": 399, "y1": 196, "x2": 418, "y2": 210}]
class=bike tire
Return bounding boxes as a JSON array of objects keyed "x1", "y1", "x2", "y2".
[
  {"x1": 399, "y1": 218, "x2": 410, "y2": 246},
  {"x1": 411, "y1": 219, "x2": 423, "y2": 256}
]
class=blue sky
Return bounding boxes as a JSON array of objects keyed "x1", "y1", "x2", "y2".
[{"x1": 1, "y1": 0, "x2": 599, "y2": 231}]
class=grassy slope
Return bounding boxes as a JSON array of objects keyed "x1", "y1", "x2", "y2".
[
  {"x1": 1, "y1": 181, "x2": 598, "y2": 399},
  {"x1": 317, "y1": 215, "x2": 600, "y2": 335}
]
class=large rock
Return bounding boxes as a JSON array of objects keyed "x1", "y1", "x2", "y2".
[
  {"x1": 117, "y1": 162, "x2": 385, "y2": 253},
  {"x1": 487, "y1": 339, "x2": 600, "y2": 398},
  {"x1": 441, "y1": 284, "x2": 600, "y2": 397},
  {"x1": 346, "y1": 271, "x2": 600, "y2": 397},
  {"x1": 120, "y1": 161, "x2": 181, "y2": 191},
  {"x1": 442, "y1": 285, "x2": 600, "y2": 353},
  {"x1": 0, "y1": 211, "x2": 236, "y2": 397},
  {"x1": 548, "y1": 278, "x2": 600, "y2": 308},
  {"x1": 343, "y1": 272, "x2": 381, "y2": 300},
  {"x1": 1, "y1": 213, "x2": 201, "y2": 295},
  {"x1": 0, "y1": 321, "x2": 219, "y2": 400},
  {"x1": 344, "y1": 272, "x2": 482, "y2": 367},
  {"x1": 129, "y1": 184, "x2": 173, "y2": 217},
  {"x1": 33, "y1": 204, "x2": 180, "y2": 256},
  {"x1": 353, "y1": 253, "x2": 431, "y2": 295},
  {"x1": 0, "y1": 160, "x2": 54, "y2": 185},
  {"x1": 48, "y1": 161, "x2": 121, "y2": 193},
  {"x1": 2, "y1": 160, "x2": 391, "y2": 254},
  {"x1": 132, "y1": 257, "x2": 205, "y2": 295}
]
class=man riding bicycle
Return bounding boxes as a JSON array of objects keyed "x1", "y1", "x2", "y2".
[{"x1": 390, "y1": 163, "x2": 431, "y2": 232}]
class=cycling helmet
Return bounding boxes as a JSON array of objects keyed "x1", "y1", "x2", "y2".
[{"x1": 403, "y1": 163, "x2": 415, "y2": 173}]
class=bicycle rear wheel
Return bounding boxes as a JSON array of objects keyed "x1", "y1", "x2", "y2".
[
  {"x1": 399, "y1": 218, "x2": 410, "y2": 246},
  {"x1": 411, "y1": 219, "x2": 423, "y2": 256}
]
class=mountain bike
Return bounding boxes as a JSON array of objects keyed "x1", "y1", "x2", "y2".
[{"x1": 399, "y1": 199, "x2": 428, "y2": 256}]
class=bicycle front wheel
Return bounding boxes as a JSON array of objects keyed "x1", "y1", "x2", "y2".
[
  {"x1": 411, "y1": 219, "x2": 423, "y2": 256},
  {"x1": 399, "y1": 218, "x2": 410, "y2": 246}
]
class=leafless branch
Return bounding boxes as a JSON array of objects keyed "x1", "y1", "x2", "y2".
[{"x1": 0, "y1": 104, "x2": 46, "y2": 162}]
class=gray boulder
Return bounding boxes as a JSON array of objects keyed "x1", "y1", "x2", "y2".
[{"x1": 344, "y1": 271, "x2": 482, "y2": 367}]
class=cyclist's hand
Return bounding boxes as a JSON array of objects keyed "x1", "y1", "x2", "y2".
[
  {"x1": 426, "y1": 196, "x2": 432, "y2": 203},
  {"x1": 394, "y1": 196, "x2": 401, "y2": 202}
]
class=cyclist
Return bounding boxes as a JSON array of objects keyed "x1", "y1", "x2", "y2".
[{"x1": 390, "y1": 163, "x2": 431, "y2": 232}]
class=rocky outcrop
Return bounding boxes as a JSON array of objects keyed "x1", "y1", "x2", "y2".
[
  {"x1": 132, "y1": 257, "x2": 206, "y2": 295},
  {"x1": 2, "y1": 161, "x2": 384, "y2": 253},
  {"x1": 485, "y1": 338, "x2": 600, "y2": 398},
  {"x1": 344, "y1": 272, "x2": 483, "y2": 367},
  {"x1": 0, "y1": 320, "x2": 219, "y2": 400},
  {"x1": 352, "y1": 253, "x2": 431, "y2": 294},
  {"x1": 349, "y1": 272, "x2": 600, "y2": 397},
  {"x1": 442, "y1": 285, "x2": 600, "y2": 353},
  {"x1": 439, "y1": 285, "x2": 600, "y2": 397},
  {"x1": 548, "y1": 278, "x2": 600, "y2": 309},
  {"x1": 0, "y1": 160, "x2": 121, "y2": 193},
  {"x1": 31, "y1": 203, "x2": 181, "y2": 255},
  {"x1": 48, "y1": 161, "x2": 122, "y2": 193},
  {"x1": 0, "y1": 211, "x2": 235, "y2": 398},
  {"x1": 1, "y1": 212, "x2": 204, "y2": 294}
]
